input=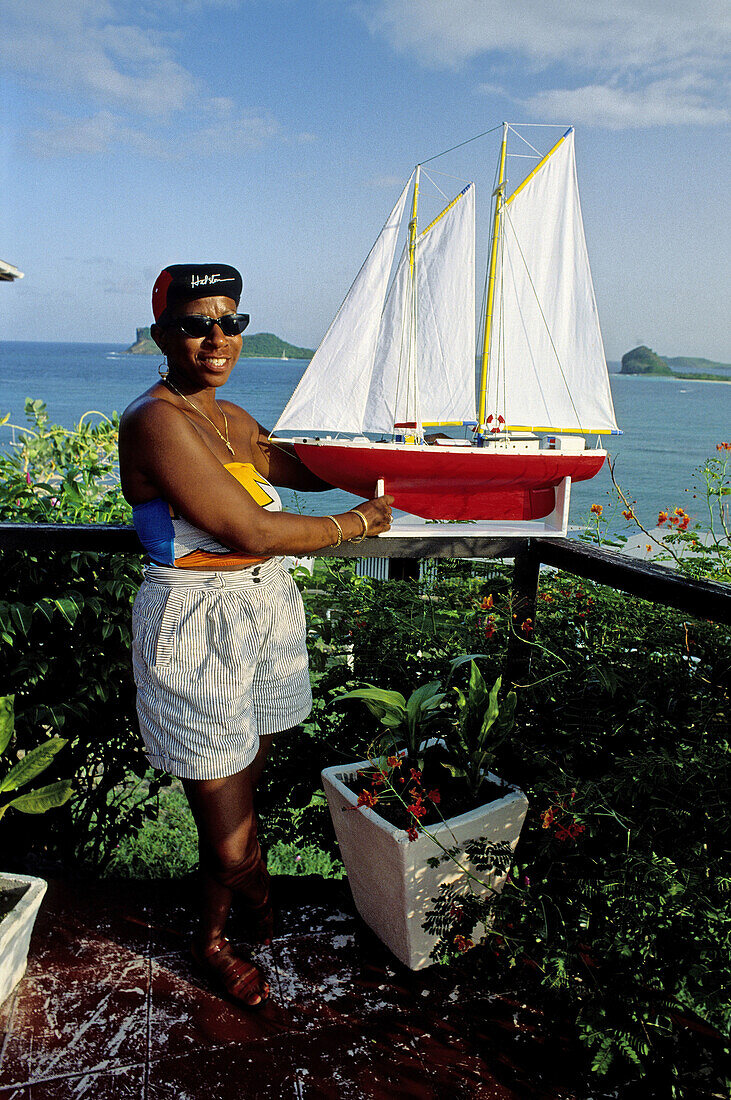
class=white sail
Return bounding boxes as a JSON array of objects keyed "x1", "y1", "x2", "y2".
[
  {"x1": 363, "y1": 183, "x2": 477, "y2": 432},
  {"x1": 273, "y1": 176, "x2": 412, "y2": 434},
  {"x1": 485, "y1": 130, "x2": 618, "y2": 433}
]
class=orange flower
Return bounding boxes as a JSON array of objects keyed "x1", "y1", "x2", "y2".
[
  {"x1": 658, "y1": 511, "x2": 668, "y2": 525},
  {"x1": 622, "y1": 509, "x2": 634, "y2": 520},
  {"x1": 357, "y1": 789, "x2": 378, "y2": 808},
  {"x1": 646, "y1": 544, "x2": 652, "y2": 552},
  {"x1": 520, "y1": 617, "x2": 534, "y2": 635},
  {"x1": 480, "y1": 594, "x2": 494, "y2": 610},
  {"x1": 590, "y1": 503, "x2": 603, "y2": 516}
]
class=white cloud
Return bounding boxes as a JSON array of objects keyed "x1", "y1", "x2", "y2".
[
  {"x1": 520, "y1": 77, "x2": 730, "y2": 129},
  {"x1": 25, "y1": 110, "x2": 173, "y2": 158},
  {"x1": 361, "y1": 0, "x2": 730, "y2": 71},
  {"x1": 362, "y1": 0, "x2": 730, "y2": 129},
  {"x1": 3, "y1": 0, "x2": 293, "y2": 155},
  {"x1": 1, "y1": 1, "x2": 197, "y2": 119}
]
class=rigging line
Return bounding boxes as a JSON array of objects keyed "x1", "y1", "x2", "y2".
[
  {"x1": 508, "y1": 153, "x2": 541, "y2": 159},
  {"x1": 420, "y1": 168, "x2": 449, "y2": 202},
  {"x1": 506, "y1": 125, "x2": 542, "y2": 157},
  {"x1": 502, "y1": 203, "x2": 584, "y2": 430},
  {"x1": 421, "y1": 123, "x2": 502, "y2": 165},
  {"x1": 419, "y1": 167, "x2": 472, "y2": 183}
]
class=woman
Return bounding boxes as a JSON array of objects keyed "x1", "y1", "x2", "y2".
[{"x1": 119, "y1": 263, "x2": 392, "y2": 1009}]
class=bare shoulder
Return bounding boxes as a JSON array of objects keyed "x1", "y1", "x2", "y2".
[{"x1": 120, "y1": 390, "x2": 190, "y2": 443}]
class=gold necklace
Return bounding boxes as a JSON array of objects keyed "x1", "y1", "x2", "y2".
[{"x1": 165, "y1": 379, "x2": 235, "y2": 456}]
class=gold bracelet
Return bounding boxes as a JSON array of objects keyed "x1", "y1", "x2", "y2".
[
  {"x1": 327, "y1": 515, "x2": 343, "y2": 547},
  {"x1": 349, "y1": 508, "x2": 369, "y2": 544}
]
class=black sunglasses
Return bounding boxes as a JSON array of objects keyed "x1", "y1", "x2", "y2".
[{"x1": 165, "y1": 313, "x2": 250, "y2": 338}]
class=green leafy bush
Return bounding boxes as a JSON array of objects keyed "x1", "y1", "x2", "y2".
[{"x1": 0, "y1": 402, "x2": 168, "y2": 872}]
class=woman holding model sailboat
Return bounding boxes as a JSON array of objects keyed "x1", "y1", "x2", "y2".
[{"x1": 119, "y1": 263, "x2": 392, "y2": 1008}]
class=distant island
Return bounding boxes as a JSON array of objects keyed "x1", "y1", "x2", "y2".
[
  {"x1": 621, "y1": 346, "x2": 731, "y2": 382},
  {"x1": 126, "y1": 327, "x2": 314, "y2": 359}
]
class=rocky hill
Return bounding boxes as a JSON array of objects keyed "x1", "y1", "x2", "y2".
[{"x1": 621, "y1": 346, "x2": 730, "y2": 382}]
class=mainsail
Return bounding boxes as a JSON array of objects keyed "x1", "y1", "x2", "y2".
[{"x1": 484, "y1": 129, "x2": 618, "y2": 434}]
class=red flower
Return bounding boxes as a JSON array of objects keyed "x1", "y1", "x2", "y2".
[
  {"x1": 357, "y1": 789, "x2": 378, "y2": 808},
  {"x1": 408, "y1": 803, "x2": 427, "y2": 820},
  {"x1": 590, "y1": 503, "x2": 602, "y2": 516},
  {"x1": 410, "y1": 768, "x2": 422, "y2": 782},
  {"x1": 622, "y1": 509, "x2": 634, "y2": 520},
  {"x1": 427, "y1": 789, "x2": 441, "y2": 804},
  {"x1": 407, "y1": 826, "x2": 419, "y2": 841},
  {"x1": 454, "y1": 935, "x2": 474, "y2": 953},
  {"x1": 658, "y1": 511, "x2": 668, "y2": 525},
  {"x1": 387, "y1": 755, "x2": 401, "y2": 768},
  {"x1": 520, "y1": 618, "x2": 533, "y2": 635},
  {"x1": 483, "y1": 617, "x2": 496, "y2": 640}
]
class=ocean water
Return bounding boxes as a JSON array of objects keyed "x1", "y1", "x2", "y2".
[{"x1": 1, "y1": 341, "x2": 729, "y2": 526}]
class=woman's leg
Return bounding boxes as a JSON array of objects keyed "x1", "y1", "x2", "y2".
[{"x1": 183, "y1": 767, "x2": 270, "y2": 1006}]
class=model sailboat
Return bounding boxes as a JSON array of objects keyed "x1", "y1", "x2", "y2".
[{"x1": 272, "y1": 124, "x2": 620, "y2": 524}]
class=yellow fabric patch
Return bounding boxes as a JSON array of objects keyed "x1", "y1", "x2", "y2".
[{"x1": 224, "y1": 462, "x2": 275, "y2": 508}]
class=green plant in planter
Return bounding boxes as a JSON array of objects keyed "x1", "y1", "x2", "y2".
[
  {"x1": 443, "y1": 659, "x2": 517, "y2": 801},
  {"x1": 0, "y1": 696, "x2": 73, "y2": 821},
  {"x1": 333, "y1": 659, "x2": 517, "y2": 829},
  {"x1": 333, "y1": 681, "x2": 446, "y2": 764}
]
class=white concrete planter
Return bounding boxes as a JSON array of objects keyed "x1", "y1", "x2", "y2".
[
  {"x1": 322, "y1": 759, "x2": 528, "y2": 970},
  {"x1": 0, "y1": 872, "x2": 47, "y2": 1005}
]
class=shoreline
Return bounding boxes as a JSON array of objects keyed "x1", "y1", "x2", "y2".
[{"x1": 615, "y1": 373, "x2": 731, "y2": 385}]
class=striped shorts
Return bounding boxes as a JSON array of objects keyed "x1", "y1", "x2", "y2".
[{"x1": 131, "y1": 557, "x2": 312, "y2": 781}]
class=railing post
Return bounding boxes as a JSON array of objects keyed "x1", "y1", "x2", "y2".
[{"x1": 505, "y1": 539, "x2": 541, "y2": 687}]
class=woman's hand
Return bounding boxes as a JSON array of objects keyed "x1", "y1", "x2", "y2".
[{"x1": 354, "y1": 495, "x2": 394, "y2": 537}]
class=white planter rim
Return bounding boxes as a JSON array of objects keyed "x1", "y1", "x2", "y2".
[{"x1": 322, "y1": 757, "x2": 525, "y2": 842}]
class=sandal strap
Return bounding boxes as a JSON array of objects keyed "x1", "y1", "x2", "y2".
[{"x1": 193, "y1": 937, "x2": 269, "y2": 1004}]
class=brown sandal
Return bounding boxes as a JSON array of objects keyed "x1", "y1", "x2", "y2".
[{"x1": 191, "y1": 936, "x2": 269, "y2": 1009}]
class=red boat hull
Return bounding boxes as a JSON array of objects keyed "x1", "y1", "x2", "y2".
[{"x1": 293, "y1": 441, "x2": 606, "y2": 521}]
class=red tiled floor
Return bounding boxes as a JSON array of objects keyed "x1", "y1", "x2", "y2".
[{"x1": 0, "y1": 876, "x2": 590, "y2": 1099}]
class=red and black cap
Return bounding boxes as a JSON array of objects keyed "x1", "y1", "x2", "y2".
[{"x1": 152, "y1": 264, "x2": 243, "y2": 322}]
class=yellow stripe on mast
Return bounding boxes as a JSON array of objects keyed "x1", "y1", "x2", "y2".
[
  {"x1": 477, "y1": 123, "x2": 508, "y2": 435},
  {"x1": 504, "y1": 127, "x2": 571, "y2": 208},
  {"x1": 419, "y1": 183, "x2": 470, "y2": 239}
]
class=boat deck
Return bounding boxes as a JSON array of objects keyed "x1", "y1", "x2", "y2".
[{"x1": 0, "y1": 875, "x2": 590, "y2": 1099}]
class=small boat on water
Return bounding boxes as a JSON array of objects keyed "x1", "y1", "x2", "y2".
[{"x1": 272, "y1": 123, "x2": 620, "y2": 525}]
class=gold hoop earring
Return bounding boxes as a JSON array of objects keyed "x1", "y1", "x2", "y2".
[{"x1": 158, "y1": 357, "x2": 168, "y2": 379}]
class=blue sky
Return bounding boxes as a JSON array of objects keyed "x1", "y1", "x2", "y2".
[{"x1": 1, "y1": 0, "x2": 729, "y2": 361}]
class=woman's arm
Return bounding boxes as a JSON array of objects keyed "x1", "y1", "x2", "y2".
[{"x1": 119, "y1": 400, "x2": 391, "y2": 554}]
